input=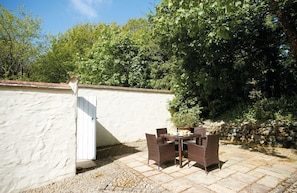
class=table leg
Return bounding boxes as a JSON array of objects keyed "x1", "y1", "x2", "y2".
[{"x1": 178, "y1": 138, "x2": 182, "y2": 168}]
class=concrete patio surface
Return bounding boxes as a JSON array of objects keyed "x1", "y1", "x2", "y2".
[{"x1": 112, "y1": 141, "x2": 297, "y2": 193}]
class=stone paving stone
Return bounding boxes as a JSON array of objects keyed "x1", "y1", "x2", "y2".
[
  {"x1": 126, "y1": 152, "x2": 141, "y2": 159},
  {"x1": 212, "y1": 167, "x2": 236, "y2": 178},
  {"x1": 133, "y1": 165, "x2": 153, "y2": 173},
  {"x1": 220, "y1": 159, "x2": 239, "y2": 168},
  {"x1": 273, "y1": 162, "x2": 297, "y2": 173},
  {"x1": 236, "y1": 163, "x2": 255, "y2": 172},
  {"x1": 169, "y1": 170, "x2": 189, "y2": 178},
  {"x1": 228, "y1": 164, "x2": 254, "y2": 173},
  {"x1": 258, "y1": 155, "x2": 278, "y2": 162},
  {"x1": 256, "y1": 166, "x2": 290, "y2": 180},
  {"x1": 222, "y1": 154, "x2": 247, "y2": 162},
  {"x1": 161, "y1": 164, "x2": 181, "y2": 174},
  {"x1": 186, "y1": 172, "x2": 222, "y2": 185},
  {"x1": 245, "y1": 157, "x2": 274, "y2": 166},
  {"x1": 141, "y1": 170, "x2": 160, "y2": 177},
  {"x1": 182, "y1": 186, "x2": 215, "y2": 193},
  {"x1": 134, "y1": 153, "x2": 147, "y2": 161},
  {"x1": 216, "y1": 177, "x2": 248, "y2": 191},
  {"x1": 264, "y1": 164, "x2": 293, "y2": 174},
  {"x1": 208, "y1": 183, "x2": 237, "y2": 193},
  {"x1": 230, "y1": 172, "x2": 258, "y2": 184},
  {"x1": 257, "y1": 175, "x2": 280, "y2": 188},
  {"x1": 148, "y1": 172, "x2": 174, "y2": 184},
  {"x1": 126, "y1": 160, "x2": 144, "y2": 168},
  {"x1": 247, "y1": 170, "x2": 266, "y2": 178},
  {"x1": 240, "y1": 183, "x2": 271, "y2": 193},
  {"x1": 161, "y1": 178, "x2": 194, "y2": 193},
  {"x1": 179, "y1": 165, "x2": 201, "y2": 175},
  {"x1": 278, "y1": 160, "x2": 297, "y2": 170},
  {"x1": 237, "y1": 161, "x2": 259, "y2": 170}
]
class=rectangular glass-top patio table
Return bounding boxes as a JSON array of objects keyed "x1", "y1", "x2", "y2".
[{"x1": 160, "y1": 133, "x2": 201, "y2": 168}]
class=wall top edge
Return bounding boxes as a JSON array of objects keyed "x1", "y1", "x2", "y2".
[
  {"x1": 78, "y1": 84, "x2": 173, "y2": 94},
  {"x1": 0, "y1": 80, "x2": 71, "y2": 90},
  {"x1": 0, "y1": 80, "x2": 173, "y2": 94}
]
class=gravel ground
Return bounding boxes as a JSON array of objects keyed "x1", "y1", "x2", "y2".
[
  {"x1": 21, "y1": 140, "x2": 297, "y2": 193},
  {"x1": 21, "y1": 140, "x2": 166, "y2": 193}
]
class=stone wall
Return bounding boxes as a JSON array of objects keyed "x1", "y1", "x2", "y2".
[
  {"x1": 0, "y1": 80, "x2": 77, "y2": 193},
  {"x1": 211, "y1": 120, "x2": 297, "y2": 149}
]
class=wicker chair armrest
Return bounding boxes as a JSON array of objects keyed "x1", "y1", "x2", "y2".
[
  {"x1": 159, "y1": 142, "x2": 175, "y2": 151},
  {"x1": 157, "y1": 137, "x2": 165, "y2": 144},
  {"x1": 166, "y1": 140, "x2": 175, "y2": 144},
  {"x1": 187, "y1": 142, "x2": 205, "y2": 153}
]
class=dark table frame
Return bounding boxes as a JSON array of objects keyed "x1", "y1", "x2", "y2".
[{"x1": 160, "y1": 134, "x2": 201, "y2": 168}]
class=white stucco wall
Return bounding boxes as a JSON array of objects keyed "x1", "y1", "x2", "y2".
[
  {"x1": 0, "y1": 83, "x2": 76, "y2": 193},
  {"x1": 78, "y1": 85, "x2": 175, "y2": 146},
  {"x1": 0, "y1": 80, "x2": 175, "y2": 192}
]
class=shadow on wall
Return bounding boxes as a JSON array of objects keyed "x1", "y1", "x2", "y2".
[{"x1": 96, "y1": 121, "x2": 120, "y2": 147}]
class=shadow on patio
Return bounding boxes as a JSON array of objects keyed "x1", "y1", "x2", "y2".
[{"x1": 76, "y1": 140, "x2": 147, "y2": 174}]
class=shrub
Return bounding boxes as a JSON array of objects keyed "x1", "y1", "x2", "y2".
[{"x1": 168, "y1": 96, "x2": 202, "y2": 127}]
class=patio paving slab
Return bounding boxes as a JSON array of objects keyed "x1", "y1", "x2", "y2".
[
  {"x1": 116, "y1": 141, "x2": 297, "y2": 193},
  {"x1": 23, "y1": 140, "x2": 297, "y2": 193}
]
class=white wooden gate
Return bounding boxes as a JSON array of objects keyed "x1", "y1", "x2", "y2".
[{"x1": 77, "y1": 96, "x2": 96, "y2": 160}]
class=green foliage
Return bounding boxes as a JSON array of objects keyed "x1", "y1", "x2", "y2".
[
  {"x1": 29, "y1": 23, "x2": 104, "y2": 83},
  {"x1": 0, "y1": 5, "x2": 42, "y2": 80},
  {"x1": 3, "y1": 0, "x2": 297, "y2": 128},
  {"x1": 76, "y1": 19, "x2": 174, "y2": 89},
  {"x1": 168, "y1": 94, "x2": 202, "y2": 127},
  {"x1": 152, "y1": 0, "x2": 297, "y2": 120},
  {"x1": 265, "y1": 0, "x2": 297, "y2": 59},
  {"x1": 76, "y1": 23, "x2": 142, "y2": 86},
  {"x1": 253, "y1": 97, "x2": 297, "y2": 122},
  {"x1": 222, "y1": 96, "x2": 297, "y2": 124}
]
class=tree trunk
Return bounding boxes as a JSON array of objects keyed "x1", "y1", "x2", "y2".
[{"x1": 269, "y1": 0, "x2": 297, "y2": 60}]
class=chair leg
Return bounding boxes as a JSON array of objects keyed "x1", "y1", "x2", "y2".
[
  {"x1": 204, "y1": 160, "x2": 208, "y2": 174},
  {"x1": 205, "y1": 166, "x2": 208, "y2": 174}
]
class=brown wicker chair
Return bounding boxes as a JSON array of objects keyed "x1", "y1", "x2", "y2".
[
  {"x1": 184, "y1": 127, "x2": 207, "y2": 145},
  {"x1": 194, "y1": 127, "x2": 207, "y2": 145},
  {"x1": 156, "y1": 128, "x2": 167, "y2": 144},
  {"x1": 156, "y1": 128, "x2": 168, "y2": 137},
  {"x1": 187, "y1": 134, "x2": 220, "y2": 174},
  {"x1": 145, "y1": 133, "x2": 176, "y2": 170}
]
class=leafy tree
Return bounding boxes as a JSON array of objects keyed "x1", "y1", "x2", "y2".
[
  {"x1": 124, "y1": 18, "x2": 175, "y2": 89},
  {"x1": 28, "y1": 23, "x2": 106, "y2": 83},
  {"x1": 77, "y1": 19, "x2": 175, "y2": 89},
  {"x1": 76, "y1": 23, "x2": 122, "y2": 85},
  {"x1": 265, "y1": 0, "x2": 297, "y2": 59},
  {"x1": 77, "y1": 21, "x2": 150, "y2": 88},
  {"x1": 152, "y1": 0, "x2": 297, "y2": 120},
  {"x1": 0, "y1": 5, "x2": 42, "y2": 79}
]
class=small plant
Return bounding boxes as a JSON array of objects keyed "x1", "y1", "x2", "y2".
[{"x1": 169, "y1": 98, "x2": 202, "y2": 127}]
